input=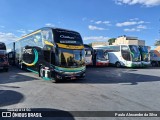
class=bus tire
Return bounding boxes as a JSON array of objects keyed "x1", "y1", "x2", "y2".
[
  {"x1": 51, "y1": 79, "x2": 59, "y2": 83},
  {"x1": 39, "y1": 66, "x2": 44, "y2": 78},
  {"x1": 116, "y1": 62, "x2": 121, "y2": 68},
  {"x1": 4, "y1": 68, "x2": 8, "y2": 72}
]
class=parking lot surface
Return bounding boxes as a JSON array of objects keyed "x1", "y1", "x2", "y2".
[{"x1": 0, "y1": 66, "x2": 160, "y2": 120}]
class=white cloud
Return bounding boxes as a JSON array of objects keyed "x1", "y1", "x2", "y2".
[
  {"x1": 116, "y1": 20, "x2": 146, "y2": 27},
  {"x1": 17, "y1": 29, "x2": 26, "y2": 34},
  {"x1": 17, "y1": 29, "x2": 34, "y2": 36},
  {"x1": 116, "y1": 21, "x2": 137, "y2": 27},
  {"x1": 137, "y1": 25, "x2": 147, "y2": 29},
  {"x1": 124, "y1": 25, "x2": 147, "y2": 32},
  {"x1": 124, "y1": 28, "x2": 140, "y2": 32},
  {"x1": 88, "y1": 25, "x2": 107, "y2": 30},
  {"x1": 130, "y1": 18, "x2": 139, "y2": 21},
  {"x1": 45, "y1": 23, "x2": 55, "y2": 27},
  {"x1": 115, "y1": 0, "x2": 160, "y2": 7},
  {"x1": 83, "y1": 36, "x2": 109, "y2": 41},
  {"x1": 0, "y1": 32, "x2": 17, "y2": 43},
  {"x1": 95, "y1": 21, "x2": 110, "y2": 25}
]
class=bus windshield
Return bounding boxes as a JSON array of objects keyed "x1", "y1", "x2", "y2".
[
  {"x1": 0, "y1": 43, "x2": 6, "y2": 50},
  {"x1": 139, "y1": 46, "x2": 149, "y2": 62},
  {"x1": 129, "y1": 45, "x2": 141, "y2": 62},
  {"x1": 58, "y1": 48, "x2": 85, "y2": 68},
  {"x1": 96, "y1": 50, "x2": 108, "y2": 61},
  {"x1": 140, "y1": 46, "x2": 148, "y2": 53}
]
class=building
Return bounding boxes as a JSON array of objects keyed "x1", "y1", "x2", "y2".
[
  {"x1": 91, "y1": 41, "x2": 109, "y2": 47},
  {"x1": 112, "y1": 36, "x2": 145, "y2": 46}
]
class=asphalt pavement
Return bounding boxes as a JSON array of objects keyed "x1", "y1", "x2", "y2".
[{"x1": 0, "y1": 66, "x2": 160, "y2": 120}]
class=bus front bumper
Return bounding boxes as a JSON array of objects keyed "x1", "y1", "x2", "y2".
[
  {"x1": 126, "y1": 62, "x2": 142, "y2": 68},
  {"x1": 96, "y1": 60, "x2": 109, "y2": 66},
  {"x1": 54, "y1": 70, "x2": 86, "y2": 80},
  {"x1": 141, "y1": 61, "x2": 151, "y2": 67}
]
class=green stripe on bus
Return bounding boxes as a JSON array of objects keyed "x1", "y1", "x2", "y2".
[
  {"x1": 42, "y1": 77, "x2": 51, "y2": 81},
  {"x1": 27, "y1": 68, "x2": 38, "y2": 74}
]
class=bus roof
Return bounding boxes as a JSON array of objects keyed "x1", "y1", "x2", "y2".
[{"x1": 16, "y1": 27, "x2": 80, "y2": 41}]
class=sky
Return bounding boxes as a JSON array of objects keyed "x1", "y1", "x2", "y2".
[{"x1": 0, "y1": 0, "x2": 160, "y2": 46}]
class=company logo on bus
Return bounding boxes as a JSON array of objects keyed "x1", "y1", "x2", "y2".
[
  {"x1": 23, "y1": 48, "x2": 32, "y2": 54},
  {"x1": 60, "y1": 35, "x2": 75, "y2": 39}
]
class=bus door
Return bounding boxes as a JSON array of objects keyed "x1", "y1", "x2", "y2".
[{"x1": 42, "y1": 45, "x2": 53, "y2": 80}]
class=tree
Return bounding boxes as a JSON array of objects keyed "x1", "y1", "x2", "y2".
[
  {"x1": 88, "y1": 43, "x2": 92, "y2": 46},
  {"x1": 154, "y1": 40, "x2": 160, "y2": 46},
  {"x1": 108, "y1": 38, "x2": 116, "y2": 45}
]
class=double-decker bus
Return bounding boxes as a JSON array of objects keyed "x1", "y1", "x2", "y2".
[
  {"x1": 0, "y1": 42, "x2": 9, "y2": 71},
  {"x1": 97, "y1": 45, "x2": 142, "y2": 68},
  {"x1": 150, "y1": 46, "x2": 160, "y2": 67},
  {"x1": 9, "y1": 27, "x2": 86, "y2": 81},
  {"x1": 84, "y1": 44, "x2": 93, "y2": 65},
  {"x1": 139, "y1": 46, "x2": 150, "y2": 67},
  {"x1": 92, "y1": 48, "x2": 109, "y2": 66}
]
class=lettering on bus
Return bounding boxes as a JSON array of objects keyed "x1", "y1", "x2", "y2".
[
  {"x1": 23, "y1": 48, "x2": 32, "y2": 54},
  {"x1": 60, "y1": 35, "x2": 75, "y2": 39},
  {"x1": 60, "y1": 41, "x2": 76, "y2": 44}
]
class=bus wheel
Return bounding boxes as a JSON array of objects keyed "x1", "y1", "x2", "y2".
[
  {"x1": 39, "y1": 66, "x2": 44, "y2": 78},
  {"x1": 4, "y1": 68, "x2": 8, "y2": 72},
  {"x1": 116, "y1": 62, "x2": 121, "y2": 68}
]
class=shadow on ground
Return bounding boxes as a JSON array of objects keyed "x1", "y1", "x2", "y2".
[
  {"x1": 57, "y1": 67, "x2": 160, "y2": 85},
  {"x1": 0, "y1": 90, "x2": 24, "y2": 107}
]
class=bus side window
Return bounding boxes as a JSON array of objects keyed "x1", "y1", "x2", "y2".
[
  {"x1": 42, "y1": 29, "x2": 54, "y2": 46},
  {"x1": 33, "y1": 33, "x2": 43, "y2": 47}
]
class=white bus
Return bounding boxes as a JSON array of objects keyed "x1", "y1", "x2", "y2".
[{"x1": 96, "y1": 45, "x2": 142, "y2": 68}]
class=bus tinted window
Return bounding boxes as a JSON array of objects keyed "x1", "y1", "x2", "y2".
[
  {"x1": 105, "y1": 46, "x2": 120, "y2": 52},
  {"x1": 54, "y1": 29, "x2": 83, "y2": 45},
  {"x1": 140, "y1": 46, "x2": 148, "y2": 53},
  {"x1": 129, "y1": 45, "x2": 139, "y2": 53},
  {"x1": 42, "y1": 29, "x2": 53, "y2": 44},
  {"x1": 0, "y1": 42, "x2": 6, "y2": 50}
]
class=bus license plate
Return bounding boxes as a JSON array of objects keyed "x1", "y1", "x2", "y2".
[{"x1": 71, "y1": 76, "x2": 76, "y2": 80}]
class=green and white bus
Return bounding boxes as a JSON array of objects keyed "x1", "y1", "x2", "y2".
[
  {"x1": 95, "y1": 45, "x2": 142, "y2": 68},
  {"x1": 9, "y1": 27, "x2": 86, "y2": 82},
  {"x1": 139, "y1": 46, "x2": 150, "y2": 67}
]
